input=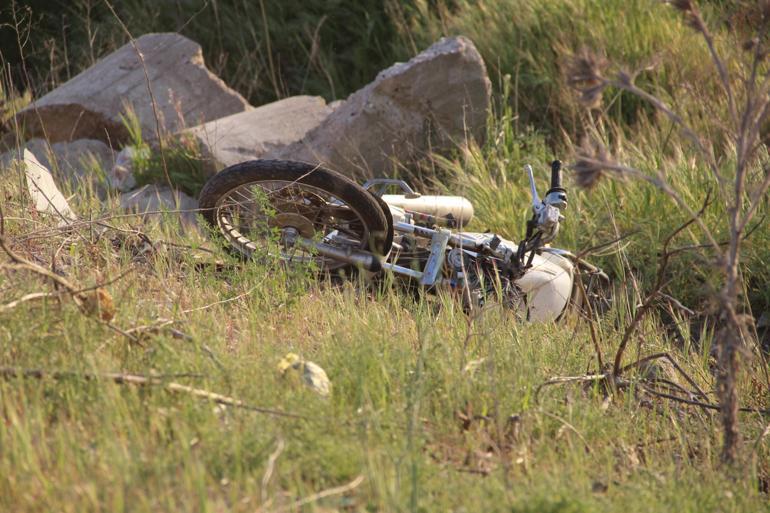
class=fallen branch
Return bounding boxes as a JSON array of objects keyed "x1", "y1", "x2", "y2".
[
  {"x1": 0, "y1": 206, "x2": 140, "y2": 343},
  {"x1": 265, "y1": 475, "x2": 365, "y2": 513},
  {"x1": 534, "y1": 369, "x2": 769, "y2": 416},
  {"x1": 534, "y1": 373, "x2": 611, "y2": 403},
  {"x1": 0, "y1": 367, "x2": 304, "y2": 419},
  {"x1": 639, "y1": 383, "x2": 769, "y2": 415},
  {"x1": 0, "y1": 291, "x2": 58, "y2": 312},
  {"x1": 621, "y1": 351, "x2": 709, "y2": 401},
  {"x1": 0, "y1": 262, "x2": 83, "y2": 306}
]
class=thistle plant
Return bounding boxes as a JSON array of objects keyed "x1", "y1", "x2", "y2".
[{"x1": 568, "y1": 0, "x2": 770, "y2": 464}]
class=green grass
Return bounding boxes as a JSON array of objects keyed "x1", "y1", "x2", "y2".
[
  {"x1": 1, "y1": 111, "x2": 769, "y2": 510},
  {"x1": 0, "y1": 0, "x2": 742, "y2": 137},
  {"x1": 0, "y1": 0, "x2": 410, "y2": 108},
  {"x1": 113, "y1": 107, "x2": 209, "y2": 198},
  {"x1": 1, "y1": 0, "x2": 769, "y2": 511}
]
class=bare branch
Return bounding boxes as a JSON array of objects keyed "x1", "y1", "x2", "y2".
[
  {"x1": 0, "y1": 291, "x2": 58, "y2": 313},
  {"x1": 639, "y1": 384, "x2": 769, "y2": 415},
  {"x1": 0, "y1": 367, "x2": 304, "y2": 419},
  {"x1": 621, "y1": 351, "x2": 708, "y2": 400},
  {"x1": 266, "y1": 475, "x2": 365, "y2": 513},
  {"x1": 684, "y1": 3, "x2": 737, "y2": 126},
  {"x1": 609, "y1": 77, "x2": 723, "y2": 187},
  {"x1": 738, "y1": 161, "x2": 770, "y2": 235},
  {"x1": 612, "y1": 192, "x2": 712, "y2": 377}
]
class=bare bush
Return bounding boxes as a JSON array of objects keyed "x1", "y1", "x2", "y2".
[{"x1": 568, "y1": 0, "x2": 770, "y2": 464}]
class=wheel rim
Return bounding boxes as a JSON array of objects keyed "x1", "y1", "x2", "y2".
[{"x1": 214, "y1": 180, "x2": 373, "y2": 269}]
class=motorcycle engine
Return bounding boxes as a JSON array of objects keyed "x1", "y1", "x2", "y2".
[{"x1": 446, "y1": 247, "x2": 525, "y2": 314}]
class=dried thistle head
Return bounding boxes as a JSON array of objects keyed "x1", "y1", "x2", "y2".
[
  {"x1": 566, "y1": 48, "x2": 609, "y2": 109},
  {"x1": 572, "y1": 158, "x2": 605, "y2": 190},
  {"x1": 740, "y1": 1, "x2": 770, "y2": 37},
  {"x1": 78, "y1": 287, "x2": 116, "y2": 322},
  {"x1": 742, "y1": 37, "x2": 759, "y2": 52},
  {"x1": 572, "y1": 138, "x2": 618, "y2": 189},
  {"x1": 666, "y1": 0, "x2": 706, "y2": 31},
  {"x1": 668, "y1": 0, "x2": 694, "y2": 13}
]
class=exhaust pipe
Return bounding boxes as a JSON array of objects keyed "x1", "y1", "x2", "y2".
[{"x1": 298, "y1": 238, "x2": 382, "y2": 272}]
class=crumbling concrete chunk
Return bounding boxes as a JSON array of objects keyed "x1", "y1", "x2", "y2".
[
  {"x1": 16, "y1": 33, "x2": 251, "y2": 144},
  {"x1": 187, "y1": 96, "x2": 333, "y2": 173},
  {"x1": 269, "y1": 36, "x2": 491, "y2": 178},
  {"x1": 119, "y1": 184, "x2": 199, "y2": 230},
  {"x1": 4, "y1": 148, "x2": 78, "y2": 226}
]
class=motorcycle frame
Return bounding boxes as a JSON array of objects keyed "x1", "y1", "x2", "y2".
[
  {"x1": 294, "y1": 171, "x2": 608, "y2": 312},
  {"x1": 299, "y1": 177, "x2": 578, "y2": 286}
]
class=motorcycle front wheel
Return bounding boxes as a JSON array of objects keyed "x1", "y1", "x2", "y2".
[{"x1": 571, "y1": 263, "x2": 613, "y2": 318}]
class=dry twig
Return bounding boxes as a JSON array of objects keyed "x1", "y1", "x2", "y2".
[
  {"x1": 568, "y1": 6, "x2": 770, "y2": 461},
  {"x1": 264, "y1": 475, "x2": 365, "y2": 513},
  {"x1": 0, "y1": 367, "x2": 303, "y2": 419},
  {"x1": 611, "y1": 192, "x2": 712, "y2": 377},
  {"x1": 260, "y1": 439, "x2": 286, "y2": 504}
]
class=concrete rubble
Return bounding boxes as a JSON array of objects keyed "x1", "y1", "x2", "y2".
[{"x1": 15, "y1": 33, "x2": 251, "y2": 145}]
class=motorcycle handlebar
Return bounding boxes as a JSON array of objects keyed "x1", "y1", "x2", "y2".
[{"x1": 550, "y1": 160, "x2": 563, "y2": 190}]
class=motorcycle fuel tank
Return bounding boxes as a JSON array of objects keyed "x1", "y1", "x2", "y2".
[{"x1": 381, "y1": 194, "x2": 474, "y2": 225}]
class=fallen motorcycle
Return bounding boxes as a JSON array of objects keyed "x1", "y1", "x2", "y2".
[{"x1": 198, "y1": 159, "x2": 610, "y2": 321}]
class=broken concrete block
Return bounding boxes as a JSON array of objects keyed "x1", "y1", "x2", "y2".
[
  {"x1": 6, "y1": 148, "x2": 78, "y2": 226},
  {"x1": 119, "y1": 184, "x2": 199, "y2": 230},
  {"x1": 186, "y1": 96, "x2": 333, "y2": 173},
  {"x1": 16, "y1": 33, "x2": 251, "y2": 145},
  {"x1": 268, "y1": 36, "x2": 491, "y2": 178}
]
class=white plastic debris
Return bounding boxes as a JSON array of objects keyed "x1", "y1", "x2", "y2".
[
  {"x1": 462, "y1": 357, "x2": 487, "y2": 375},
  {"x1": 277, "y1": 352, "x2": 331, "y2": 397}
]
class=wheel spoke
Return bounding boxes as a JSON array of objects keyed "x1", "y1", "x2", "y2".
[{"x1": 214, "y1": 179, "x2": 373, "y2": 268}]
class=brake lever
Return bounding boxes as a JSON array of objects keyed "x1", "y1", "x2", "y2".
[{"x1": 524, "y1": 164, "x2": 540, "y2": 209}]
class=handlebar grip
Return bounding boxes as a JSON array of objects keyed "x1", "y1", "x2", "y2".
[{"x1": 550, "y1": 160, "x2": 563, "y2": 190}]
